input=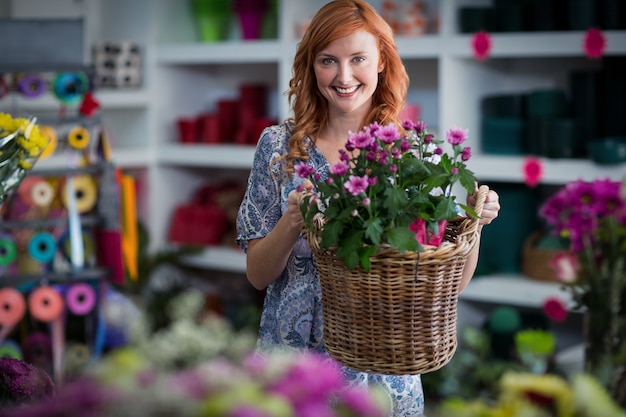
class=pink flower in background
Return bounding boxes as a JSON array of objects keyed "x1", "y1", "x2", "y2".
[
  {"x1": 543, "y1": 297, "x2": 568, "y2": 323},
  {"x1": 471, "y1": 31, "x2": 491, "y2": 61},
  {"x1": 445, "y1": 126, "x2": 468, "y2": 145},
  {"x1": 583, "y1": 28, "x2": 606, "y2": 59},
  {"x1": 522, "y1": 157, "x2": 543, "y2": 187},
  {"x1": 550, "y1": 251, "x2": 580, "y2": 283}
]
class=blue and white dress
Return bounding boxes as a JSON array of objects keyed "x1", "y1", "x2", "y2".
[{"x1": 236, "y1": 123, "x2": 425, "y2": 417}]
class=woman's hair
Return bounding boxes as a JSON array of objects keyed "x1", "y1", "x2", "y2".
[{"x1": 282, "y1": 0, "x2": 409, "y2": 176}]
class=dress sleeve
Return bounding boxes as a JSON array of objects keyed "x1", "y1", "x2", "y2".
[{"x1": 236, "y1": 126, "x2": 286, "y2": 253}]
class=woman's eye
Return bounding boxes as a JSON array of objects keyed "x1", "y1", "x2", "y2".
[
  {"x1": 353, "y1": 56, "x2": 365, "y2": 63},
  {"x1": 322, "y1": 58, "x2": 335, "y2": 65}
]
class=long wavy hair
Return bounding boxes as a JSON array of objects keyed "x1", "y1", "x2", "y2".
[{"x1": 282, "y1": 0, "x2": 409, "y2": 177}]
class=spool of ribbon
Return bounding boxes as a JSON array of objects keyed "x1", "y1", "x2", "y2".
[
  {"x1": 66, "y1": 283, "x2": 96, "y2": 315},
  {"x1": 0, "y1": 234, "x2": 17, "y2": 266},
  {"x1": 31, "y1": 179, "x2": 55, "y2": 208},
  {"x1": 52, "y1": 72, "x2": 88, "y2": 105},
  {"x1": 28, "y1": 232, "x2": 57, "y2": 263},
  {"x1": 0, "y1": 287, "x2": 26, "y2": 343},
  {"x1": 28, "y1": 286, "x2": 64, "y2": 322},
  {"x1": 38, "y1": 125, "x2": 58, "y2": 160},
  {"x1": 67, "y1": 125, "x2": 90, "y2": 150},
  {"x1": 28, "y1": 286, "x2": 65, "y2": 385},
  {"x1": 23, "y1": 332, "x2": 52, "y2": 370},
  {"x1": 16, "y1": 74, "x2": 46, "y2": 98},
  {"x1": 17, "y1": 176, "x2": 40, "y2": 206},
  {"x1": 64, "y1": 343, "x2": 91, "y2": 374},
  {"x1": 60, "y1": 230, "x2": 95, "y2": 264},
  {"x1": 62, "y1": 174, "x2": 98, "y2": 214},
  {"x1": 0, "y1": 340, "x2": 23, "y2": 359}
]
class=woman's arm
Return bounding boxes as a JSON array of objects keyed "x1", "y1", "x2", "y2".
[{"x1": 458, "y1": 187, "x2": 500, "y2": 293}]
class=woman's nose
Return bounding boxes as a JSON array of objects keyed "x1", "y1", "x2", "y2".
[{"x1": 336, "y1": 62, "x2": 353, "y2": 83}]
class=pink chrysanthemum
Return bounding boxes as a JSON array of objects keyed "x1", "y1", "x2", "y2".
[
  {"x1": 347, "y1": 130, "x2": 375, "y2": 150},
  {"x1": 446, "y1": 126, "x2": 468, "y2": 145},
  {"x1": 344, "y1": 175, "x2": 369, "y2": 196},
  {"x1": 329, "y1": 161, "x2": 349, "y2": 176}
]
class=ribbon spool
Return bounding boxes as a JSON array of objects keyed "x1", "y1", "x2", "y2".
[
  {"x1": 31, "y1": 179, "x2": 55, "y2": 208},
  {"x1": 28, "y1": 286, "x2": 64, "y2": 322},
  {"x1": 64, "y1": 343, "x2": 91, "y2": 372},
  {"x1": 18, "y1": 176, "x2": 40, "y2": 206},
  {"x1": 0, "y1": 287, "x2": 26, "y2": 328},
  {"x1": 28, "y1": 232, "x2": 57, "y2": 263},
  {"x1": 66, "y1": 283, "x2": 96, "y2": 315},
  {"x1": 62, "y1": 174, "x2": 98, "y2": 214},
  {"x1": 0, "y1": 234, "x2": 17, "y2": 266},
  {"x1": 52, "y1": 72, "x2": 88, "y2": 105},
  {"x1": 16, "y1": 74, "x2": 46, "y2": 98},
  {"x1": 38, "y1": 125, "x2": 58, "y2": 160},
  {"x1": 0, "y1": 340, "x2": 23, "y2": 359},
  {"x1": 23, "y1": 332, "x2": 52, "y2": 368},
  {"x1": 67, "y1": 125, "x2": 90, "y2": 150},
  {"x1": 60, "y1": 230, "x2": 95, "y2": 262}
]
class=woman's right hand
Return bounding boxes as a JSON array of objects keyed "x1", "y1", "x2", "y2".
[{"x1": 287, "y1": 179, "x2": 314, "y2": 232}]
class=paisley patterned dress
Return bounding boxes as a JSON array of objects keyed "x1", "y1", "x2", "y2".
[{"x1": 236, "y1": 123, "x2": 425, "y2": 417}]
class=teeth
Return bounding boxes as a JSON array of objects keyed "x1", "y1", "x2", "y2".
[{"x1": 336, "y1": 86, "x2": 358, "y2": 94}]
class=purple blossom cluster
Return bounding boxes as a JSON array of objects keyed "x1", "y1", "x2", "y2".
[
  {"x1": 0, "y1": 358, "x2": 55, "y2": 409},
  {"x1": 540, "y1": 178, "x2": 626, "y2": 252}
]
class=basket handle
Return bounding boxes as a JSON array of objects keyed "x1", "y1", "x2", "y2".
[{"x1": 468, "y1": 184, "x2": 490, "y2": 234}]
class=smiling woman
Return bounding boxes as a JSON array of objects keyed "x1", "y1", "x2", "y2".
[{"x1": 235, "y1": 1, "x2": 500, "y2": 416}]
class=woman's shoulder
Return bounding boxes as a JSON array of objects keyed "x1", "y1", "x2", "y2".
[{"x1": 258, "y1": 122, "x2": 293, "y2": 152}]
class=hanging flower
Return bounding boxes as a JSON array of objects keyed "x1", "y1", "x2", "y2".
[
  {"x1": 471, "y1": 31, "x2": 491, "y2": 61},
  {"x1": 583, "y1": 28, "x2": 607, "y2": 59},
  {"x1": 522, "y1": 157, "x2": 543, "y2": 187}
]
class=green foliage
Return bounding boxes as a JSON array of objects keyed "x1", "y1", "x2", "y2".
[{"x1": 298, "y1": 121, "x2": 477, "y2": 270}]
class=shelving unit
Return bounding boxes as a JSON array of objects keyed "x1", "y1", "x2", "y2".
[{"x1": 3, "y1": 0, "x2": 625, "y2": 280}]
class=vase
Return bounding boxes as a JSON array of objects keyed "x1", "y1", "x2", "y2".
[{"x1": 583, "y1": 308, "x2": 626, "y2": 408}]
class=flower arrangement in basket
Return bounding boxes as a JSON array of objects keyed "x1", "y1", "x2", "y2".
[
  {"x1": 297, "y1": 120, "x2": 487, "y2": 375},
  {"x1": 539, "y1": 177, "x2": 626, "y2": 408},
  {"x1": 0, "y1": 113, "x2": 49, "y2": 207}
]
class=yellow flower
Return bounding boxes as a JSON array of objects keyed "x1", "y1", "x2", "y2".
[{"x1": 500, "y1": 372, "x2": 574, "y2": 417}]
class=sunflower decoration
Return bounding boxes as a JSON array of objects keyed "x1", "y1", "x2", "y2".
[{"x1": 0, "y1": 112, "x2": 50, "y2": 205}]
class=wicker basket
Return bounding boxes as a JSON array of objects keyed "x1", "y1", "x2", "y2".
[
  {"x1": 521, "y1": 231, "x2": 561, "y2": 282},
  {"x1": 304, "y1": 186, "x2": 488, "y2": 375}
]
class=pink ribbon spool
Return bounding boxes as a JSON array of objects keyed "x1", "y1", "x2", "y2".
[
  {"x1": 0, "y1": 287, "x2": 26, "y2": 328},
  {"x1": 66, "y1": 283, "x2": 96, "y2": 316},
  {"x1": 28, "y1": 287, "x2": 64, "y2": 322}
]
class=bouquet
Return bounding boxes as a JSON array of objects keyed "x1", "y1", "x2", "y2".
[
  {"x1": 0, "y1": 113, "x2": 49, "y2": 206},
  {"x1": 297, "y1": 120, "x2": 477, "y2": 270},
  {"x1": 539, "y1": 177, "x2": 626, "y2": 407}
]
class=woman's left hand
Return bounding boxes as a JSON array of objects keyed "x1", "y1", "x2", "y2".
[{"x1": 467, "y1": 184, "x2": 500, "y2": 227}]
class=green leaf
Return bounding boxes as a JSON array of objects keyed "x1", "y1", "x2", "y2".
[
  {"x1": 365, "y1": 217, "x2": 384, "y2": 246},
  {"x1": 435, "y1": 198, "x2": 459, "y2": 220},
  {"x1": 387, "y1": 226, "x2": 420, "y2": 252}
]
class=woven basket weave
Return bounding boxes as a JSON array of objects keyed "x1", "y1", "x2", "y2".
[{"x1": 305, "y1": 185, "x2": 488, "y2": 375}]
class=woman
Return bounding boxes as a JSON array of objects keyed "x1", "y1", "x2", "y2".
[{"x1": 236, "y1": 1, "x2": 500, "y2": 415}]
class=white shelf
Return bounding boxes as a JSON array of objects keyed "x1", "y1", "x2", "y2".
[
  {"x1": 1, "y1": 90, "x2": 151, "y2": 111},
  {"x1": 33, "y1": 148, "x2": 151, "y2": 171},
  {"x1": 448, "y1": 31, "x2": 626, "y2": 58},
  {"x1": 181, "y1": 246, "x2": 246, "y2": 273},
  {"x1": 460, "y1": 274, "x2": 579, "y2": 311},
  {"x1": 156, "y1": 41, "x2": 284, "y2": 64},
  {"x1": 471, "y1": 155, "x2": 626, "y2": 184},
  {"x1": 156, "y1": 144, "x2": 256, "y2": 169}
]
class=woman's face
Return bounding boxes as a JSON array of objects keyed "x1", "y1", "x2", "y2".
[{"x1": 314, "y1": 29, "x2": 383, "y2": 120}]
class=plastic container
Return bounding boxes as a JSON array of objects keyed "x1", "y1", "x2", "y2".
[
  {"x1": 526, "y1": 89, "x2": 568, "y2": 118},
  {"x1": 190, "y1": 0, "x2": 232, "y2": 42},
  {"x1": 458, "y1": 7, "x2": 493, "y2": 33},
  {"x1": 587, "y1": 137, "x2": 626, "y2": 164},
  {"x1": 482, "y1": 116, "x2": 527, "y2": 155}
]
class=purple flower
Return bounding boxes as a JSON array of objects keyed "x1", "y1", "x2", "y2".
[
  {"x1": 400, "y1": 139, "x2": 411, "y2": 152},
  {"x1": 362, "y1": 197, "x2": 371, "y2": 206},
  {"x1": 295, "y1": 163, "x2": 315, "y2": 178},
  {"x1": 344, "y1": 175, "x2": 369, "y2": 195},
  {"x1": 446, "y1": 126, "x2": 468, "y2": 145},
  {"x1": 461, "y1": 146, "x2": 472, "y2": 161},
  {"x1": 377, "y1": 124, "x2": 400, "y2": 144},
  {"x1": 0, "y1": 358, "x2": 55, "y2": 407},
  {"x1": 330, "y1": 161, "x2": 349, "y2": 176},
  {"x1": 347, "y1": 130, "x2": 375, "y2": 150},
  {"x1": 451, "y1": 167, "x2": 458, "y2": 175}
]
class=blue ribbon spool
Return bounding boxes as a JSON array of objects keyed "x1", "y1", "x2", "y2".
[
  {"x1": 52, "y1": 72, "x2": 88, "y2": 105},
  {"x1": 28, "y1": 232, "x2": 57, "y2": 263}
]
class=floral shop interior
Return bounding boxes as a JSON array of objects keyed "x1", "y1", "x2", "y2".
[{"x1": 0, "y1": 0, "x2": 625, "y2": 416}]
